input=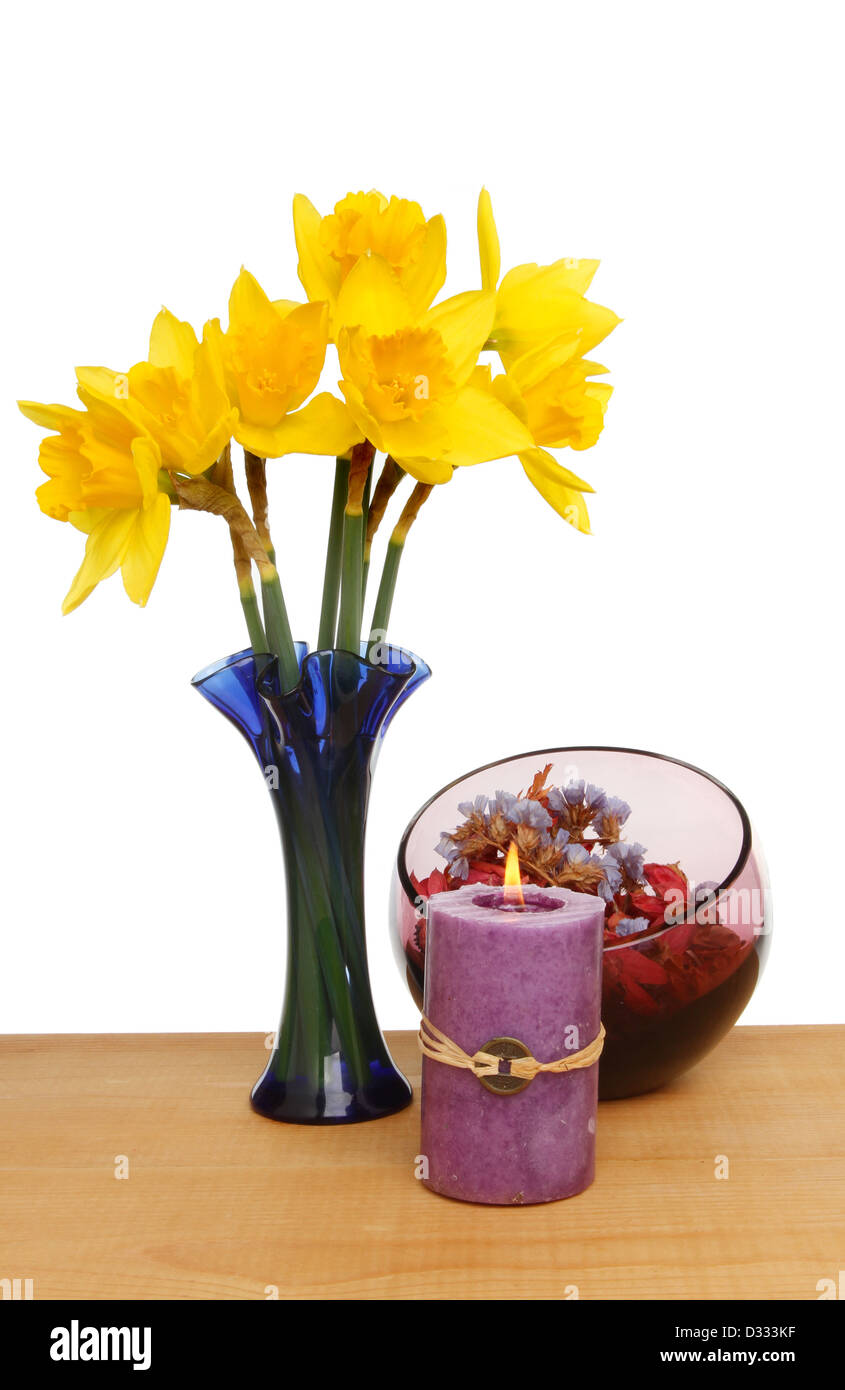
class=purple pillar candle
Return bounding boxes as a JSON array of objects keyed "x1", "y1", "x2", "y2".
[{"x1": 420, "y1": 883, "x2": 605, "y2": 1205}]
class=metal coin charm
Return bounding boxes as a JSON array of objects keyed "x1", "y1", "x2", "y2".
[{"x1": 476, "y1": 1036, "x2": 532, "y2": 1095}]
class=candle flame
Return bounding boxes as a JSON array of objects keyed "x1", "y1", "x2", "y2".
[{"x1": 503, "y1": 842, "x2": 525, "y2": 907}]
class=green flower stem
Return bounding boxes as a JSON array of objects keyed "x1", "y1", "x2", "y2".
[
  {"x1": 337, "y1": 511, "x2": 364, "y2": 653},
  {"x1": 260, "y1": 567, "x2": 300, "y2": 691},
  {"x1": 360, "y1": 461, "x2": 373, "y2": 606},
  {"x1": 361, "y1": 548, "x2": 371, "y2": 609},
  {"x1": 336, "y1": 443, "x2": 374, "y2": 654},
  {"x1": 362, "y1": 455, "x2": 404, "y2": 617},
  {"x1": 277, "y1": 789, "x2": 371, "y2": 1088},
  {"x1": 317, "y1": 457, "x2": 349, "y2": 649},
  {"x1": 368, "y1": 537, "x2": 404, "y2": 648},
  {"x1": 239, "y1": 576, "x2": 267, "y2": 653},
  {"x1": 367, "y1": 481, "x2": 433, "y2": 650},
  {"x1": 273, "y1": 865, "x2": 327, "y2": 1094}
]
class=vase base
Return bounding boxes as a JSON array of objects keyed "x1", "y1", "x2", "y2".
[{"x1": 250, "y1": 1057, "x2": 413, "y2": 1125}]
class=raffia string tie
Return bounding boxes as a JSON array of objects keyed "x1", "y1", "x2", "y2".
[{"x1": 418, "y1": 1015, "x2": 605, "y2": 1094}]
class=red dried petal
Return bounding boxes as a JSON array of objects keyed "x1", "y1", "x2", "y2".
[
  {"x1": 412, "y1": 868, "x2": 451, "y2": 898},
  {"x1": 644, "y1": 861, "x2": 688, "y2": 902},
  {"x1": 620, "y1": 949, "x2": 669, "y2": 985},
  {"x1": 630, "y1": 891, "x2": 669, "y2": 923},
  {"x1": 465, "y1": 862, "x2": 505, "y2": 885}
]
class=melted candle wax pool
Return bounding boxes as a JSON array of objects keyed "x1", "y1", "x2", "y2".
[{"x1": 420, "y1": 863, "x2": 605, "y2": 1205}]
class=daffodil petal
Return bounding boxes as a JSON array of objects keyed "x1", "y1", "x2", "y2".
[
  {"x1": 490, "y1": 371, "x2": 529, "y2": 423},
  {"x1": 425, "y1": 290, "x2": 496, "y2": 387},
  {"x1": 520, "y1": 449, "x2": 592, "y2": 533},
  {"x1": 377, "y1": 411, "x2": 451, "y2": 464},
  {"x1": 506, "y1": 336, "x2": 584, "y2": 393},
  {"x1": 68, "y1": 508, "x2": 109, "y2": 535},
  {"x1": 402, "y1": 213, "x2": 447, "y2": 315},
  {"x1": 337, "y1": 376, "x2": 386, "y2": 453},
  {"x1": 18, "y1": 400, "x2": 81, "y2": 431},
  {"x1": 477, "y1": 189, "x2": 500, "y2": 292},
  {"x1": 393, "y1": 455, "x2": 454, "y2": 485},
  {"x1": 75, "y1": 366, "x2": 126, "y2": 407},
  {"x1": 293, "y1": 193, "x2": 342, "y2": 305},
  {"x1": 228, "y1": 268, "x2": 279, "y2": 337},
  {"x1": 130, "y1": 435, "x2": 163, "y2": 507},
  {"x1": 335, "y1": 254, "x2": 412, "y2": 335},
  {"x1": 61, "y1": 509, "x2": 137, "y2": 613},
  {"x1": 121, "y1": 492, "x2": 171, "y2": 606},
  {"x1": 520, "y1": 446, "x2": 594, "y2": 493},
  {"x1": 495, "y1": 263, "x2": 620, "y2": 364},
  {"x1": 236, "y1": 392, "x2": 363, "y2": 458},
  {"x1": 500, "y1": 256, "x2": 601, "y2": 299},
  {"x1": 433, "y1": 385, "x2": 533, "y2": 466},
  {"x1": 586, "y1": 383, "x2": 613, "y2": 407},
  {"x1": 148, "y1": 309, "x2": 198, "y2": 374}
]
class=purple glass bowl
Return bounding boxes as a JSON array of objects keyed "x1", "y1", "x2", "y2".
[{"x1": 391, "y1": 747, "x2": 771, "y2": 1099}]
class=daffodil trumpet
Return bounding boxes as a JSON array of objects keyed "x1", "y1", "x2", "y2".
[{"x1": 20, "y1": 187, "x2": 617, "y2": 694}]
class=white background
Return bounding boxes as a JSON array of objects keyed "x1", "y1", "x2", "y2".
[{"x1": 2, "y1": 0, "x2": 842, "y2": 1034}]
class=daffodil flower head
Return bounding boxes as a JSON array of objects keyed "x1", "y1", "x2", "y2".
[
  {"x1": 334, "y1": 254, "x2": 533, "y2": 484},
  {"x1": 205, "y1": 268, "x2": 360, "y2": 459},
  {"x1": 294, "y1": 191, "x2": 447, "y2": 326},
  {"x1": 476, "y1": 189, "x2": 620, "y2": 532},
  {"x1": 17, "y1": 395, "x2": 170, "y2": 611},
  {"x1": 509, "y1": 348, "x2": 613, "y2": 453},
  {"x1": 75, "y1": 308, "x2": 237, "y2": 479}
]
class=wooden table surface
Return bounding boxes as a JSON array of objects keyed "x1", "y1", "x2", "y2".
[{"x1": 0, "y1": 1026, "x2": 842, "y2": 1301}]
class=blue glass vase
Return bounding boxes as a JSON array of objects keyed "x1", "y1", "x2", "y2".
[{"x1": 192, "y1": 642, "x2": 430, "y2": 1124}]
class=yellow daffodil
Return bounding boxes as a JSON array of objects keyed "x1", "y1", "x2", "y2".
[
  {"x1": 478, "y1": 189, "x2": 619, "y2": 367},
  {"x1": 334, "y1": 254, "x2": 533, "y2": 483},
  {"x1": 204, "y1": 268, "x2": 360, "y2": 458},
  {"x1": 18, "y1": 395, "x2": 170, "y2": 611},
  {"x1": 294, "y1": 191, "x2": 447, "y2": 328},
  {"x1": 75, "y1": 308, "x2": 237, "y2": 478},
  {"x1": 510, "y1": 350, "x2": 612, "y2": 452},
  {"x1": 476, "y1": 189, "x2": 618, "y2": 532},
  {"x1": 482, "y1": 345, "x2": 613, "y2": 535}
]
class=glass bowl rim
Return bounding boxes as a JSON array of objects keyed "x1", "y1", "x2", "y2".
[{"x1": 396, "y1": 744, "x2": 753, "y2": 954}]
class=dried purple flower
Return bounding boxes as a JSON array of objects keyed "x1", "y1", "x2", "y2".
[
  {"x1": 507, "y1": 797, "x2": 552, "y2": 829},
  {"x1": 489, "y1": 790, "x2": 518, "y2": 818},
  {"x1": 548, "y1": 780, "x2": 607, "y2": 835},
  {"x1": 593, "y1": 796, "x2": 632, "y2": 840},
  {"x1": 563, "y1": 843, "x2": 590, "y2": 866},
  {"x1": 597, "y1": 860, "x2": 623, "y2": 902},
  {"x1": 606, "y1": 840, "x2": 647, "y2": 882},
  {"x1": 435, "y1": 833, "x2": 462, "y2": 863},
  {"x1": 614, "y1": 916, "x2": 650, "y2": 937}
]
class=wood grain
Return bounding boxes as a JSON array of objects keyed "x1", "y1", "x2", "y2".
[{"x1": 0, "y1": 1026, "x2": 842, "y2": 1300}]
